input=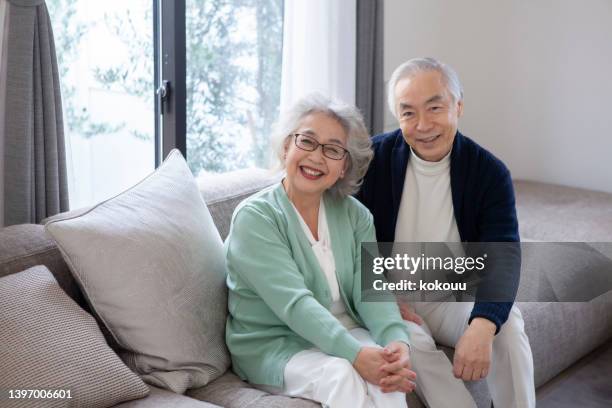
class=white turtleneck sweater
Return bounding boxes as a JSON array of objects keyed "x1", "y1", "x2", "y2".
[{"x1": 394, "y1": 148, "x2": 461, "y2": 243}]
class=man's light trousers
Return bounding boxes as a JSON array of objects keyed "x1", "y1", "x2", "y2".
[{"x1": 408, "y1": 302, "x2": 535, "y2": 408}]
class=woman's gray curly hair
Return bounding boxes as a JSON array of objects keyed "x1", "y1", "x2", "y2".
[{"x1": 273, "y1": 93, "x2": 373, "y2": 198}]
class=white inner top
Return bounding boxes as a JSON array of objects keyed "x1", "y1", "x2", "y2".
[
  {"x1": 393, "y1": 148, "x2": 464, "y2": 301},
  {"x1": 395, "y1": 148, "x2": 461, "y2": 243},
  {"x1": 291, "y1": 198, "x2": 359, "y2": 330}
]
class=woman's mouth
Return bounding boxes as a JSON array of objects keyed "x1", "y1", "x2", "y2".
[{"x1": 300, "y1": 166, "x2": 324, "y2": 180}]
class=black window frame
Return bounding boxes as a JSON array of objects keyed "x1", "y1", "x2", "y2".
[{"x1": 154, "y1": 0, "x2": 186, "y2": 166}]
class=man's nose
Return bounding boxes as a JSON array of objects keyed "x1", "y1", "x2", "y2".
[{"x1": 416, "y1": 114, "x2": 433, "y2": 132}]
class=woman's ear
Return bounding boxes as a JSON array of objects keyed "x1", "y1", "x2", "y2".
[
  {"x1": 282, "y1": 138, "x2": 290, "y2": 161},
  {"x1": 340, "y1": 160, "x2": 349, "y2": 178}
]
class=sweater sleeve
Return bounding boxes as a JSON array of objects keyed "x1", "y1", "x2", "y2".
[
  {"x1": 470, "y1": 164, "x2": 520, "y2": 333},
  {"x1": 349, "y1": 203, "x2": 411, "y2": 347},
  {"x1": 226, "y1": 204, "x2": 362, "y2": 363}
]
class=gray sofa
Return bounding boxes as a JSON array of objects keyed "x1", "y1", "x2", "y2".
[{"x1": 1, "y1": 171, "x2": 611, "y2": 407}]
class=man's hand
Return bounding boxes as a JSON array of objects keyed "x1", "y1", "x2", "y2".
[
  {"x1": 453, "y1": 317, "x2": 496, "y2": 381},
  {"x1": 379, "y1": 342, "x2": 417, "y2": 393},
  {"x1": 398, "y1": 301, "x2": 424, "y2": 325}
]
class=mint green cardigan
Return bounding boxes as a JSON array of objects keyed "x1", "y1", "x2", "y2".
[{"x1": 225, "y1": 183, "x2": 410, "y2": 387}]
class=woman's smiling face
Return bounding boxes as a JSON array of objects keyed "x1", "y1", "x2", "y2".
[{"x1": 283, "y1": 112, "x2": 348, "y2": 202}]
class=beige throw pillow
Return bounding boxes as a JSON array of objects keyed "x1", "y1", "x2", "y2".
[
  {"x1": 0, "y1": 266, "x2": 149, "y2": 407},
  {"x1": 45, "y1": 150, "x2": 230, "y2": 393}
]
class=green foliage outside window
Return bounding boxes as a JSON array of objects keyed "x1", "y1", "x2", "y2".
[{"x1": 48, "y1": 0, "x2": 283, "y2": 175}]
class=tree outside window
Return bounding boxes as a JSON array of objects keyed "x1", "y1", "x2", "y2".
[{"x1": 48, "y1": 0, "x2": 284, "y2": 209}]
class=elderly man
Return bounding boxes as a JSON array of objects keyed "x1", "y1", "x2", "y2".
[{"x1": 357, "y1": 58, "x2": 535, "y2": 408}]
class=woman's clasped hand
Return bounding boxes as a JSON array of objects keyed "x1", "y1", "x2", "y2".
[{"x1": 353, "y1": 342, "x2": 416, "y2": 394}]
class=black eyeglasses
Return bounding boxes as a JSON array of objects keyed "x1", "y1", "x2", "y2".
[{"x1": 292, "y1": 133, "x2": 349, "y2": 160}]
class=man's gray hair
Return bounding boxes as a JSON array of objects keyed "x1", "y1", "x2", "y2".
[
  {"x1": 273, "y1": 93, "x2": 373, "y2": 197},
  {"x1": 387, "y1": 57, "x2": 464, "y2": 118}
]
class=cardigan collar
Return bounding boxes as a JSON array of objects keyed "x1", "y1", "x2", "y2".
[{"x1": 273, "y1": 183, "x2": 350, "y2": 301}]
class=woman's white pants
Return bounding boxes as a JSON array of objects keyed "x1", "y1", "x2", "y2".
[{"x1": 261, "y1": 327, "x2": 409, "y2": 408}]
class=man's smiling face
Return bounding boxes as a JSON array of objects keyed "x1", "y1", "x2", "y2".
[{"x1": 394, "y1": 70, "x2": 463, "y2": 162}]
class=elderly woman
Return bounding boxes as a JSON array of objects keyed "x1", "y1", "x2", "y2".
[{"x1": 225, "y1": 94, "x2": 415, "y2": 408}]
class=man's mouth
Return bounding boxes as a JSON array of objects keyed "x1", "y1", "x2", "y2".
[
  {"x1": 417, "y1": 134, "x2": 441, "y2": 144},
  {"x1": 300, "y1": 166, "x2": 324, "y2": 180}
]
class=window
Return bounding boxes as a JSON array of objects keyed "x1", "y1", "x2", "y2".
[
  {"x1": 50, "y1": 1, "x2": 353, "y2": 208},
  {"x1": 50, "y1": 0, "x2": 284, "y2": 208},
  {"x1": 48, "y1": 0, "x2": 155, "y2": 210},
  {"x1": 185, "y1": 0, "x2": 284, "y2": 176}
]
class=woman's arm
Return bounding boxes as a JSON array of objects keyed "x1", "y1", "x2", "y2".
[{"x1": 350, "y1": 203, "x2": 411, "y2": 348}]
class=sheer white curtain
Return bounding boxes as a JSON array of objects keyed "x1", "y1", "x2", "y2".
[
  {"x1": 0, "y1": 0, "x2": 8, "y2": 227},
  {"x1": 280, "y1": 0, "x2": 356, "y2": 111}
]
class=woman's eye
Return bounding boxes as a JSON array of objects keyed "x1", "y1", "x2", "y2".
[{"x1": 300, "y1": 137, "x2": 315, "y2": 146}]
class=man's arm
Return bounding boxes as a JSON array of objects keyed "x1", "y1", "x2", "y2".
[
  {"x1": 454, "y1": 162, "x2": 521, "y2": 381},
  {"x1": 469, "y1": 164, "x2": 520, "y2": 332}
]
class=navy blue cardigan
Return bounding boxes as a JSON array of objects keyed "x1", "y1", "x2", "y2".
[{"x1": 356, "y1": 129, "x2": 519, "y2": 332}]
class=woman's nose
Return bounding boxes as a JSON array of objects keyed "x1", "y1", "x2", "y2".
[{"x1": 309, "y1": 145, "x2": 326, "y2": 162}]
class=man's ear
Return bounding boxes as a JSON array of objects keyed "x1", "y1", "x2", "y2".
[{"x1": 457, "y1": 99, "x2": 464, "y2": 118}]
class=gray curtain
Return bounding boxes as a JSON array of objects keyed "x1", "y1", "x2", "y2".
[
  {"x1": 1, "y1": 0, "x2": 8, "y2": 228},
  {"x1": 355, "y1": 0, "x2": 384, "y2": 136},
  {"x1": 2, "y1": 0, "x2": 68, "y2": 226}
]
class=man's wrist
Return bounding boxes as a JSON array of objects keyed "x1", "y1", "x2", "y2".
[{"x1": 469, "y1": 317, "x2": 497, "y2": 336}]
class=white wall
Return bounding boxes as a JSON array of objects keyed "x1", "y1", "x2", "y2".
[{"x1": 384, "y1": 0, "x2": 612, "y2": 193}]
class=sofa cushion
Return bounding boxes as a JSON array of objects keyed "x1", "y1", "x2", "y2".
[
  {"x1": 519, "y1": 296, "x2": 612, "y2": 387},
  {"x1": 0, "y1": 265, "x2": 149, "y2": 407},
  {"x1": 0, "y1": 224, "x2": 121, "y2": 351},
  {"x1": 186, "y1": 372, "x2": 320, "y2": 408},
  {"x1": 115, "y1": 386, "x2": 222, "y2": 408},
  {"x1": 45, "y1": 150, "x2": 230, "y2": 393}
]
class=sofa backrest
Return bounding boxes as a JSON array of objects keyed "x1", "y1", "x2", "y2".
[
  {"x1": 197, "y1": 168, "x2": 281, "y2": 240},
  {"x1": 0, "y1": 224, "x2": 82, "y2": 300}
]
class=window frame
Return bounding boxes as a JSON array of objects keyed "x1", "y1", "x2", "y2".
[{"x1": 155, "y1": 0, "x2": 186, "y2": 166}]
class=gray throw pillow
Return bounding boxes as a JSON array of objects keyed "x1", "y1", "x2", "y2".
[
  {"x1": 45, "y1": 150, "x2": 230, "y2": 394},
  {"x1": 0, "y1": 266, "x2": 149, "y2": 407}
]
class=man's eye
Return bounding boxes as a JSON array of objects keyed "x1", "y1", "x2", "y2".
[
  {"x1": 430, "y1": 106, "x2": 442, "y2": 111},
  {"x1": 300, "y1": 138, "x2": 315, "y2": 147},
  {"x1": 401, "y1": 111, "x2": 414, "y2": 117}
]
